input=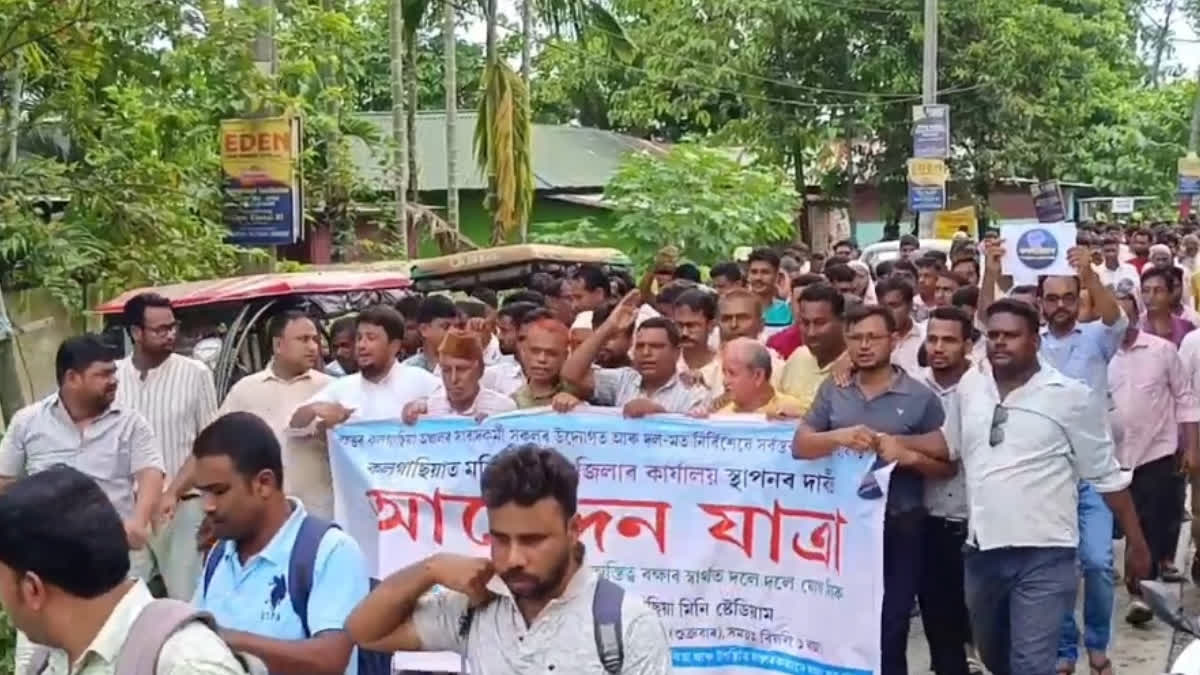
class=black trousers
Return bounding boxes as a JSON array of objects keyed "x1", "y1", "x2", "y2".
[
  {"x1": 882, "y1": 513, "x2": 924, "y2": 675},
  {"x1": 918, "y1": 516, "x2": 972, "y2": 675},
  {"x1": 1129, "y1": 453, "x2": 1184, "y2": 580}
]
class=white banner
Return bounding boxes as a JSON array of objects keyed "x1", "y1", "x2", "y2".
[{"x1": 330, "y1": 411, "x2": 891, "y2": 674}]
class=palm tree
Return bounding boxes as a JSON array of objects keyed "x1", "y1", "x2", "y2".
[
  {"x1": 389, "y1": 0, "x2": 408, "y2": 255},
  {"x1": 444, "y1": 0, "x2": 459, "y2": 231}
]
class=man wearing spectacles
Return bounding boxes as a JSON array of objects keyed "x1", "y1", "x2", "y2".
[
  {"x1": 945, "y1": 298, "x2": 1149, "y2": 675},
  {"x1": 793, "y1": 304, "x2": 952, "y2": 675},
  {"x1": 115, "y1": 292, "x2": 218, "y2": 601}
]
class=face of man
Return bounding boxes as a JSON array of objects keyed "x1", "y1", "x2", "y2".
[
  {"x1": 439, "y1": 354, "x2": 482, "y2": 408},
  {"x1": 134, "y1": 306, "x2": 178, "y2": 357},
  {"x1": 569, "y1": 282, "x2": 606, "y2": 315},
  {"x1": 65, "y1": 360, "x2": 118, "y2": 413},
  {"x1": 331, "y1": 328, "x2": 357, "y2": 374},
  {"x1": 1142, "y1": 274, "x2": 1173, "y2": 313},
  {"x1": 951, "y1": 260, "x2": 979, "y2": 287},
  {"x1": 718, "y1": 296, "x2": 763, "y2": 342},
  {"x1": 892, "y1": 269, "x2": 917, "y2": 289},
  {"x1": 925, "y1": 317, "x2": 969, "y2": 372},
  {"x1": 597, "y1": 329, "x2": 633, "y2": 369},
  {"x1": 195, "y1": 454, "x2": 273, "y2": 543},
  {"x1": 720, "y1": 351, "x2": 765, "y2": 406},
  {"x1": 746, "y1": 261, "x2": 777, "y2": 298},
  {"x1": 547, "y1": 287, "x2": 575, "y2": 327},
  {"x1": 934, "y1": 276, "x2": 960, "y2": 308},
  {"x1": 1039, "y1": 276, "x2": 1079, "y2": 331},
  {"x1": 798, "y1": 300, "x2": 842, "y2": 354},
  {"x1": 419, "y1": 317, "x2": 455, "y2": 355},
  {"x1": 355, "y1": 322, "x2": 400, "y2": 378},
  {"x1": 673, "y1": 306, "x2": 712, "y2": 352},
  {"x1": 845, "y1": 314, "x2": 894, "y2": 371},
  {"x1": 274, "y1": 317, "x2": 320, "y2": 373},
  {"x1": 1131, "y1": 233, "x2": 1151, "y2": 257},
  {"x1": 899, "y1": 243, "x2": 918, "y2": 261},
  {"x1": 831, "y1": 278, "x2": 858, "y2": 297},
  {"x1": 489, "y1": 498, "x2": 579, "y2": 601},
  {"x1": 1102, "y1": 243, "x2": 1120, "y2": 267},
  {"x1": 986, "y1": 311, "x2": 1039, "y2": 375},
  {"x1": 402, "y1": 319, "x2": 422, "y2": 355},
  {"x1": 710, "y1": 274, "x2": 742, "y2": 296},
  {"x1": 497, "y1": 316, "x2": 519, "y2": 355},
  {"x1": 653, "y1": 268, "x2": 675, "y2": 290},
  {"x1": 833, "y1": 245, "x2": 853, "y2": 262},
  {"x1": 1187, "y1": 239, "x2": 1199, "y2": 257},
  {"x1": 916, "y1": 264, "x2": 939, "y2": 296},
  {"x1": 632, "y1": 327, "x2": 677, "y2": 382},
  {"x1": 880, "y1": 290, "x2": 913, "y2": 332},
  {"x1": 1151, "y1": 250, "x2": 1174, "y2": 270},
  {"x1": 523, "y1": 325, "x2": 568, "y2": 385}
]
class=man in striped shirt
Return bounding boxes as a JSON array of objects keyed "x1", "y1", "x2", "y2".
[{"x1": 114, "y1": 292, "x2": 218, "y2": 601}]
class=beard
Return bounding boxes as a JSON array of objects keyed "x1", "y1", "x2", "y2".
[{"x1": 501, "y1": 547, "x2": 573, "y2": 601}]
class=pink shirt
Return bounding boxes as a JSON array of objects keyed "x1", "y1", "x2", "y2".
[{"x1": 1109, "y1": 331, "x2": 1200, "y2": 469}]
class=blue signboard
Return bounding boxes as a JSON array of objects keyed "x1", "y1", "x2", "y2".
[
  {"x1": 909, "y1": 184, "x2": 946, "y2": 212},
  {"x1": 912, "y1": 105, "x2": 950, "y2": 159}
]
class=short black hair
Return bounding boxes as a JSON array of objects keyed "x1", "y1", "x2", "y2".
[
  {"x1": 1142, "y1": 265, "x2": 1178, "y2": 291},
  {"x1": 480, "y1": 444, "x2": 578, "y2": 519},
  {"x1": 747, "y1": 248, "x2": 780, "y2": 270},
  {"x1": 950, "y1": 285, "x2": 979, "y2": 309},
  {"x1": 268, "y1": 310, "x2": 313, "y2": 340},
  {"x1": 937, "y1": 270, "x2": 968, "y2": 286},
  {"x1": 673, "y1": 262, "x2": 702, "y2": 283},
  {"x1": 792, "y1": 273, "x2": 825, "y2": 290},
  {"x1": 892, "y1": 260, "x2": 918, "y2": 277},
  {"x1": 330, "y1": 315, "x2": 357, "y2": 340},
  {"x1": 874, "y1": 260, "x2": 895, "y2": 279},
  {"x1": 899, "y1": 234, "x2": 920, "y2": 248},
  {"x1": 456, "y1": 299, "x2": 488, "y2": 320},
  {"x1": 193, "y1": 412, "x2": 284, "y2": 488},
  {"x1": 636, "y1": 316, "x2": 682, "y2": 348},
  {"x1": 417, "y1": 295, "x2": 459, "y2": 325},
  {"x1": 951, "y1": 257, "x2": 980, "y2": 277},
  {"x1": 833, "y1": 239, "x2": 854, "y2": 251},
  {"x1": 609, "y1": 269, "x2": 636, "y2": 296},
  {"x1": 469, "y1": 287, "x2": 499, "y2": 310},
  {"x1": 928, "y1": 306, "x2": 973, "y2": 340},
  {"x1": 710, "y1": 261, "x2": 743, "y2": 282},
  {"x1": 985, "y1": 297, "x2": 1040, "y2": 335},
  {"x1": 675, "y1": 288, "x2": 717, "y2": 320},
  {"x1": 395, "y1": 294, "x2": 424, "y2": 320},
  {"x1": 824, "y1": 263, "x2": 856, "y2": 284},
  {"x1": 56, "y1": 333, "x2": 116, "y2": 384},
  {"x1": 0, "y1": 466, "x2": 130, "y2": 598},
  {"x1": 845, "y1": 303, "x2": 897, "y2": 333},
  {"x1": 517, "y1": 307, "x2": 555, "y2": 328},
  {"x1": 656, "y1": 280, "x2": 695, "y2": 307},
  {"x1": 572, "y1": 265, "x2": 610, "y2": 295},
  {"x1": 528, "y1": 272, "x2": 556, "y2": 295},
  {"x1": 356, "y1": 305, "x2": 406, "y2": 342},
  {"x1": 122, "y1": 292, "x2": 173, "y2": 337},
  {"x1": 1036, "y1": 275, "x2": 1081, "y2": 296},
  {"x1": 798, "y1": 283, "x2": 845, "y2": 318},
  {"x1": 915, "y1": 255, "x2": 944, "y2": 269},
  {"x1": 875, "y1": 276, "x2": 915, "y2": 305},
  {"x1": 1011, "y1": 284, "x2": 1038, "y2": 297},
  {"x1": 503, "y1": 289, "x2": 547, "y2": 307},
  {"x1": 498, "y1": 301, "x2": 539, "y2": 324}
]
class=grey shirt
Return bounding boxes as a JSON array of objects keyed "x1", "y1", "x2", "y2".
[
  {"x1": 0, "y1": 394, "x2": 165, "y2": 519},
  {"x1": 803, "y1": 367, "x2": 945, "y2": 515},
  {"x1": 412, "y1": 568, "x2": 671, "y2": 674},
  {"x1": 591, "y1": 367, "x2": 709, "y2": 413}
]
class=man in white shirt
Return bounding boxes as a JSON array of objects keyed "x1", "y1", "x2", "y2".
[
  {"x1": 944, "y1": 298, "x2": 1150, "y2": 675},
  {"x1": 291, "y1": 305, "x2": 441, "y2": 429},
  {"x1": 1093, "y1": 236, "x2": 1141, "y2": 296},
  {"x1": 1177, "y1": 327, "x2": 1200, "y2": 583},
  {"x1": 114, "y1": 293, "x2": 217, "y2": 601},
  {"x1": 403, "y1": 331, "x2": 516, "y2": 423},
  {"x1": 876, "y1": 277, "x2": 926, "y2": 377}
]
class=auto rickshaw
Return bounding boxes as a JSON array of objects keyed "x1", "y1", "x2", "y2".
[{"x1": 407, "y1": 243, "x2": 632, "y2": 293}]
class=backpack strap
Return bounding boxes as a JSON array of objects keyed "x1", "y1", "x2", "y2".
[
  {"x1": 288, "y1": 515, "x2": 338, "y2": 637},
  {"x1": 201, "y1": 541, "x2": 223, "y2": 597},
  {"x1": 114, "y1": 599, "x2": 217, "y2": 675},
  {"x1": 592, "y1": 578, "x2": 624, "y2": 675}
]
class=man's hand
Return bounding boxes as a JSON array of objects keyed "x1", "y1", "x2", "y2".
[
  {"x1": 402, "y1": 400, "x2": 427, "y2": 426},
  {"x1": 428, "y1": 553, "x2": 495, "y2": 607},
  {"x1": 155, "y1": 491, "x2": 178, "y2": 527},
  {"x1": 601, "y1": 290, "x2": 641, "y2": 335},
  {"x1": 876, "y1": 434, "x2": 910, "y2": 465},
  {"x1": 835, "y1": 425, "x2": 879, "y2": 452},
  {"x1": 767, "y1": 400, "x2": 805, "y2": 420},
  {"x1": 550, "y1": 392, "x2": 582, "y2": 413},
  {"x1": 124, "y1": 518, "x2": 150, "y2": 550},
  {"x1": 1067, "y1": 246, "x2": 1095, "y2": 282},
  {"x1": 622, "y1": 398, "x2": 663, "y2": 419},
  {"x1": 1124, "y1": 536, "x2": 1152, "y2": 592},
  {"x1": 1182, "y1": 449, "x2": 1200, "y2": 476},
  {"x1": 831, "y1": 352, "x2": 854, "y2": 387},
  {"x1": 310, "y1": 402, "x2": 354, "y2": 427},
  {"x1": 687, "y1": 405, "x2": 711, "y2": 419},
  {"x1": 465, "y1": 318, "x2": 489, "y2": 339},
  {"x1": 983, "y1": 238, "x2": 1006, "y2": 274}
]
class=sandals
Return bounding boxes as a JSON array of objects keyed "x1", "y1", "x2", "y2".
[{"x1": 1088, "y1": 656, "x2": 1113, "y2": 675}]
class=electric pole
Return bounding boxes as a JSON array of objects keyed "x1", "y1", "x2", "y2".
[{"x1": 917, "y1": 0, "x2": 938, "y2": 238}]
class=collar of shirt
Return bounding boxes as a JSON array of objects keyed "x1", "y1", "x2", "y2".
[
  {"x1": 1119, "y1": 330, "x2": 1154, "y2": 352},
  {"x1": 216, "y1": 497, "x2": 308, "y2": 569},
  {"x1": 64, "y1": 581, "x2": 156, "y2": 672},
  {"x1": 402, "y1": 352, "x2": 437, "y2": 373},
  {"x1": 47, "y1": 394, "x2": 122, "y2": 427},
  {"x1": 260, "y1": 365, "x2": 320, "y2": 384},
  {"x1": 852, "y1": 366, "x2": 922, "y2": 398},
  {"x1": 918, "y1": 367, "x2": 962, "y2": 396}
]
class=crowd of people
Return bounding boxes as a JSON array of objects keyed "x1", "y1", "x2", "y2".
[{"x1": 1, "y1": 221, "x2": 1200, "y2": 674}]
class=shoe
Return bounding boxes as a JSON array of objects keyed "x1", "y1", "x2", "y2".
[
  {"x1": 1126, "y1": 599, "x2": 1153, "y2": 626},
  {"x1": 1162, "y1": 561, "x2": 1187, "y2": 583},
  {"x1": 1192, "y1": 553, "x2": 1200, "y2": 585}
]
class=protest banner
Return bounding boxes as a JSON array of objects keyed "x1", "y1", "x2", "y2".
[
  {"x1": 1000, "y1": 222, "x2": 1077, "y2": 278},
  {"x1": 330, "y1": 410, "x2": 891, "y2": 675},
  {"x1": 220, "y1": 115, "x2": 303, "y2": 245}
]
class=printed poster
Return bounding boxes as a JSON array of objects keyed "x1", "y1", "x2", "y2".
[
  {"x1": 330, "y1": 410, "x2": 892, "y2": 674},
  {"x1": 1000, "y1": 222, "x2": 1077, "y2": 278},
  {"x1": 220, "y1": 115, "x2": 303, "y2": 245}
]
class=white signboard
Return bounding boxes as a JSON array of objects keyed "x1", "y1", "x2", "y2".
[{"x1": 1000, "y1": 222, "x2": 1077, "y2": 278}]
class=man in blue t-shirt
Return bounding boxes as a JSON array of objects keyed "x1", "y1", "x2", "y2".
[
  {"x1": 747, "y1": 247, "x2": 793, "y2": 334},
  {"x1": 192, "y1": 412, "x2": 371, "y2": 675}
]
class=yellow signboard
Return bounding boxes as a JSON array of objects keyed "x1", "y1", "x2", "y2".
[
  {"x1": 907, "y1": 158, "x2": 949, "y2": 186},
  {"x1": 933, "y1": 206, "x2": 977, "y2": 239},
  {"x1": 1180, "y1": 155, "x2": 1200, "y2": 177},
  {"x1": 220, "y1": 115, "x2": 303, "y2": 245}
]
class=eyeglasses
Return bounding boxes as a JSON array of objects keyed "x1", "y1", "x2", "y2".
[{"x1": 989, "y1": 405, "x2": 1008, "y2": 447}]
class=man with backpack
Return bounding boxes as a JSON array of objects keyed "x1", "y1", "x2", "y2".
[
  {"x1": 191, "y1": 412, "x2": 376, "y2": 675},
  {"x1": 0, "y1": 465, "x2": 249, "y2": 675},
  {"x1": 346, "y1": 443, "x2": 672, "y2": 674}
]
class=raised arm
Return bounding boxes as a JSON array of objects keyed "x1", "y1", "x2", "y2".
[{"x1": 561, "y1": 290, "x2": 639, "y2": 391}]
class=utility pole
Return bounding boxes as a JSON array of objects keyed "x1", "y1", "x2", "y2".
[
  {"x1": 917, "y1": 0, "x2": 938, "y2": 238},
  {"x1": 389, "y1": 0, "x2": 409, "y2": 255}
]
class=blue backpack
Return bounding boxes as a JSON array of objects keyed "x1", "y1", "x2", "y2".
[{"x1": 203, "y1": 515, "x2": 391, "y2": 675}]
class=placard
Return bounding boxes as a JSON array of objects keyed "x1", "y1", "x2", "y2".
[
  {"x1": 1030, "y1": 180, "x2": 1067, "y2": 223},
  {"x1": 1000, "y1": 222, "x2": 1077, "y2": 277},
  {"x1": 330, "y1": 411, "x2": 891, "y2": 674}
]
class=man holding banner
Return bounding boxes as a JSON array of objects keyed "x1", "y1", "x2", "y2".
[{"x1": 345, "y1": 444, "x2": 671, "y2": 674}]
